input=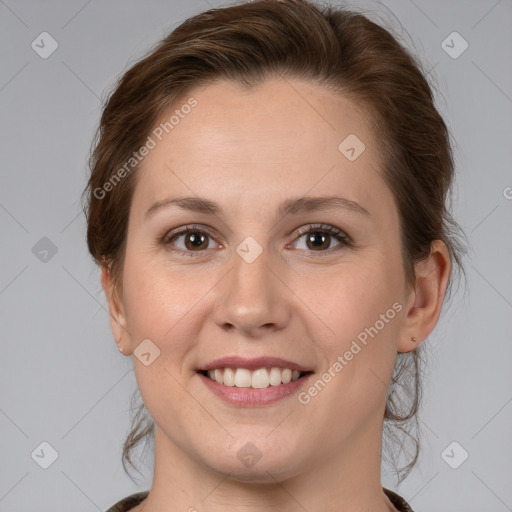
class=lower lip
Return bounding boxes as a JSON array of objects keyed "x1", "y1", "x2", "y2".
[{"x1": 197, "y1": 372, "x2": 313, "y2": 406}]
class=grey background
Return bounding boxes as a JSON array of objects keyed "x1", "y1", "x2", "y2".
[{"x1": 0, "y1": 0, "x2": 511, "y2": 511}]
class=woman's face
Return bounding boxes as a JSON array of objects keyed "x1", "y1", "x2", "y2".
[{"x1": 108, "y1": 77, "x2": 418, "y2": 481}]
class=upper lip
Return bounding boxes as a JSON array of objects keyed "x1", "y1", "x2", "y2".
[{"x1": 198, "y1": 356, "x2": 313, "y2": 372}]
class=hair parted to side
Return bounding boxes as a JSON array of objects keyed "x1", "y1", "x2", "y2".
[{"x1": 82, "y1": 0, "x2": 466, "y2": 484}]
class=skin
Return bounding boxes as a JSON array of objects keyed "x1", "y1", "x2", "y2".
[{"x1": 102, "y1": 77, "x2": 451, "y2": 512}]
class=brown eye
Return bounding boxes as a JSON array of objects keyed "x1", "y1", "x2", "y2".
[
  {"x1": 163, "y1": 226, "x2": 217, "y2": 254},
  {"x1": 292, "y1": 224, "x2": 351, "y2": 253},
  {"x1": 182, "y1": 231, "x2": 209, "y2": 251},
  {"x1": 304, "y1": 232, "x2": 332, "y2": 251}
]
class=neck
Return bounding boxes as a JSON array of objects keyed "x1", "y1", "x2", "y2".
[{"x1": 138, "y1": 418, "x2": 397, "y2": 512}]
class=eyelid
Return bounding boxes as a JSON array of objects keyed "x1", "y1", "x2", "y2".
[
  {"x1": 292, "y1": 223, "x2": 351, "y2": 243},
  {"x1": 288, "y1": 223, "x2": 352, "y2": 256},
  {"x1": 160, "y1": 223, "x2": 352, "y2": 256},
  {"x1": 160, "y1": 224, "x2": 222, "y2": 254},
  {"x1": 162, "y1": 224, "x2": 217, "y2": 241}
]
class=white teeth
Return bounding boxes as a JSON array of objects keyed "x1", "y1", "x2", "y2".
[
  {"x1": 234, "y1": 368, "x2": 252, "y2": 388},
  {"x1": 214, "y1": 368, "x2": 224, "y2": 384},
  {"x1": 269, "y1": 367, "x2": 282, "y2": 386},
  {"x1": 251, "y1": 368, "x2": 270, "y2": 389},
  {"x1": 223, "y1": 367, "x2": 235, "y2": 386},
  {"x1": 204, "y1": 367, "x2": 305, "y2": 388}
]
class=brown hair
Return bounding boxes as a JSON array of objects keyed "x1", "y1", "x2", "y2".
[{"x1": 82, "y1": 0, "x2": 465, "y2": 484}]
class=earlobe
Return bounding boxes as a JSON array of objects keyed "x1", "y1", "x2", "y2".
[
  {"x1": 397, "y1": 240, "x2": 452, "y2": 353},
  {"x1": 101, "y1": 266, "x2": 132, "y2": 356}
]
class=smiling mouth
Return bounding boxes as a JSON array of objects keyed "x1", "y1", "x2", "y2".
[{"x1": 198, "y1": 367, "x2": 313, "y2": 389}]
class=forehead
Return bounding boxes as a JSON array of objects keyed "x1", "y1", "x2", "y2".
[{"x1": 131, "y1": 77, "x2": 389, "y2": 218}]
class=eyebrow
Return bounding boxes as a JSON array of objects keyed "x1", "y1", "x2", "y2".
[{"x1": 145, "y1": 194, "x2": 371, "y2": 220}]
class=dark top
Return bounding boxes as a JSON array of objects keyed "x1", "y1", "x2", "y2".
[{"x1": 105, "y1": 487, "x2": 414, "y2": 511}]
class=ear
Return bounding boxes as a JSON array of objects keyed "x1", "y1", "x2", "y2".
[
  {"x1": 101, "y1": 265, "x2": 132, "y2": 356},
  {"x1": 397, "y1": 240, "x2": 452, "y2": 353}
]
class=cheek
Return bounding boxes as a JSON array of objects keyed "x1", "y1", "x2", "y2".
[
  {"x1": 294, "y1": 253, "x2": 404, "y2": 341},
  {"x1": 293, "y1": 254, "x2": 404, "y2": 404},
  {"x1": 121, "y1": 250, "x2": 204, "y2": 376},
  {"x1": 123, "y1": 247, "x2": 202, "y2": 331},
  {"x1": 121, "y1": 255, "x2": 207, "y2": 425}
]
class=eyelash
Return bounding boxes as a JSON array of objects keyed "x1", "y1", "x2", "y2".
[{"x1": 160, "y1": 223, "x2": 352, "y2": 258}]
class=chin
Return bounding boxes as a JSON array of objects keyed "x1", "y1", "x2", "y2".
[
  {"x1": 209, "y1": 460, "x2": 300, "y2": 485},
  {"x1": 200, "y1": 438, "x2": 303, "y2": 483}
]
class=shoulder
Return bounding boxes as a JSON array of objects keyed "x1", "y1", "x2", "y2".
[
  {"x1": 383, "y1": 487, "x2": 415, "y2": 512},
  {"x1": 104, "y1": 491, "x2": 149, "y2": 512},
  {"x1": 105, "y1": 488, "x2": 412, "y2": 512}
]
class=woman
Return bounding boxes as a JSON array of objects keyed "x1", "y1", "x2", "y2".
[{"x1": 83, "y1": 1, "x2": 464, "y2": 510}]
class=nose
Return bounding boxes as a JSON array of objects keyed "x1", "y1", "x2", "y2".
[{"x1": 212, "y1": 244, "x2": 291, "y2": 337}]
